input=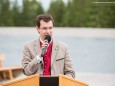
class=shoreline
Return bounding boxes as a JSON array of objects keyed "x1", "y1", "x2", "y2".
[{"x1": 0, "y1": 27, "x2": 115, "y2": 38}]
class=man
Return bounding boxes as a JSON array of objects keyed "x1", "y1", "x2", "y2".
[{"x1": 22, "y1": 14, "x2": 75, "y2": 78}]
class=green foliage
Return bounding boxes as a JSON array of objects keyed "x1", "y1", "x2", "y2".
[
  {"x1": 17, "y1": 0, "x2": 44, "y2": 26},
  {"x1": 0, "y1": 0, "x2": 14, "y2": 26},
  {"x1": 0, "y1": 0, "x2": 44, "y2": 27},
  {"x1": 46, "y1": 0, "x2": 115, "y2": 28},
  {"x1": 47, "y1": 0, "x2": 66, "y2": 27},
  {"x1": 0, "y1": 0, "x2": 114, "y2": 28}
]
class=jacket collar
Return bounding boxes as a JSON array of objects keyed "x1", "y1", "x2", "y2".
[{"x1": 34, "y1": 38, "x2": 41, "y2": 56}]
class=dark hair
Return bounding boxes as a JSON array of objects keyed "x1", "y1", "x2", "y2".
[{"x1": 36, "y1": 14, "x2": 54, "y2": 28}]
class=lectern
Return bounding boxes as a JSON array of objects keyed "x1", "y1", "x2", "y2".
[{"x1": 2, "y1": 74, "x2": 88, "y2": 86}]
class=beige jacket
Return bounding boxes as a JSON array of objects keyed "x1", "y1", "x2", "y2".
[{"x1": 22, "y1": 38, "x2": 75, "y2": 78}]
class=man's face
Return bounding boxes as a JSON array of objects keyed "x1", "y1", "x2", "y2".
[{"x1": 37, "y1": 20, "x2": 53, "y2": 41}]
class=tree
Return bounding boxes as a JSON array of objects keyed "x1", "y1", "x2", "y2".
[
  {"x1": 62, "y1": 0, "x2": 115, "y2": 28},
  {"x1": 20, "y1": 0, "x2": 44, "y2": 26},
  {"x1": 92, "y1": 0, "x2": 115, "y2": 28},
  {"x1": 12, "y1": 0, "x2": 22, "y2": 26},
  {"x1": 47, "y1": 0, "x2": 66, "y2": 27},
  {"x1": 0, "y1": 0, "x2": 14, "y2": 26}
]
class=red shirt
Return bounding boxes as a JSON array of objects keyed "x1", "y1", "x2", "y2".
[{"x1": 40, "y1": 41, "x2": 52, "y2": 76}]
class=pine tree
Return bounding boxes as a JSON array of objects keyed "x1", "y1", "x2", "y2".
[{"x1": 47, "y1": 0, "x2": 66, "y2": 27}]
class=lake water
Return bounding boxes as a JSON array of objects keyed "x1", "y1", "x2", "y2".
[{"x1": 0, "y1": 34, "x2": 115, "y2": 73}]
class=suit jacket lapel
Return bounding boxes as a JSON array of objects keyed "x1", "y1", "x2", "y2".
[
  {"x1": 51, "y1": 39, "x2": 58, "y2": 66},
  {"x1": 34, "y1": 38, "x2": 41, "y2": 56}
]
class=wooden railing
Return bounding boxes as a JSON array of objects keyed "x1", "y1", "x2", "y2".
[{"x1": 0, "y1": 55, "x2": 23, "y2": 80}]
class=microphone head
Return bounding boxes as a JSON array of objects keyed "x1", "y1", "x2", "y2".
[{"x1": 44, "y1": 35, "x2": 51, "y2": 43}]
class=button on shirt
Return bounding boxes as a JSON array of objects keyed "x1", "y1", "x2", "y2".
[{"x1": 40, "y1": 39, "x2": 52, "y2": 76}]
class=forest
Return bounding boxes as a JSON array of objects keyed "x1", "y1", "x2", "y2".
[{"x1": 0, "y1": 0, "x2": 115, "y2": 28}]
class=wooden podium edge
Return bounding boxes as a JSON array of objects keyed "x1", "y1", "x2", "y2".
[
  {"x1": 59, "y1": 74, "x2": 89, "y2": 86},
  {"x1": 2, "y1": 74, "x2": 39, "y2": 86}
]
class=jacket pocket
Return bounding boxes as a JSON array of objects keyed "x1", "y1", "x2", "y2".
[{"x1": 56, "y1": 58, "x2": 64, "y2": 61}]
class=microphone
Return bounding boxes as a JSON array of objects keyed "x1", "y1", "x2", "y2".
[{"x1": 41, "y1": 35, "x2": 51, "y2": 57}]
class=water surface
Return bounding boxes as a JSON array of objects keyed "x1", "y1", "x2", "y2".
[{"x1": 0, "y1": 34, "x2": 115, "y2": 73}]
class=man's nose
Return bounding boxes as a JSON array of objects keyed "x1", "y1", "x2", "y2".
[{"x1": 46, "y1": 29, "x2": 50, "y2": 34}]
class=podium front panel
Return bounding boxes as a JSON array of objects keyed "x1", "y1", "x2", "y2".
[{"x1": 40, "y1": 76, "x2": 59, "y2": 86}]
